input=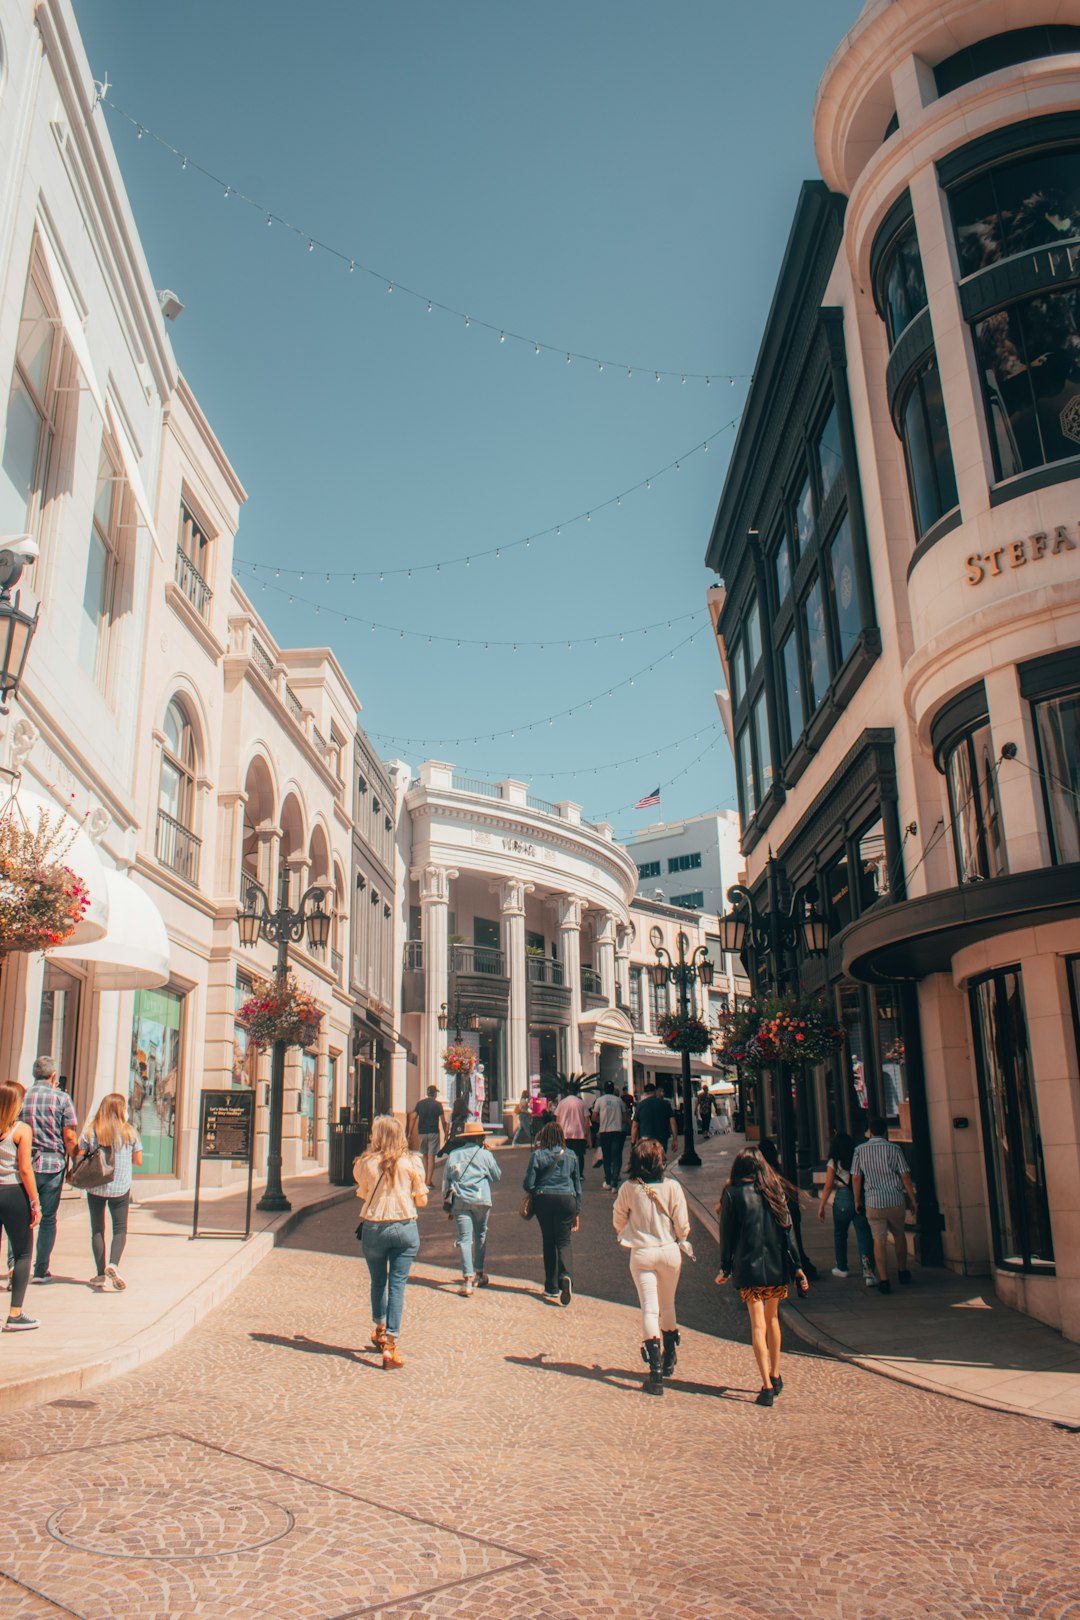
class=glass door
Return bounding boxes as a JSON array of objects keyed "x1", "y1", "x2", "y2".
[{"x1": 37, "y1": 964, "x2": 82, "y2": 1100}]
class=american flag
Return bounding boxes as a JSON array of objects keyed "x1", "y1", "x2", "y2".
[{"x1": 634, "y1": 786, "x2": 661, "y2": 810}]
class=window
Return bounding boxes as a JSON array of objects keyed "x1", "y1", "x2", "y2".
[
  {"x1": 974, "y1": 292, "x2": 1080, "y2": 480},
  {"x1": 629, "y1": 967, "x2": 644, "y2": 1031},
  {"x1": 935, "y1": 26, "x2": 1080, "y2": 100},
  {"x1": 79, "y1": 442, "x2": 122, "y2": 683},
  {"x1": 828, "y1": 516, "x2": 861, "y2": 663},
  {"x1": 729, "y1": 634, "x2": 743, "y2": 708},
  {"x1": 156, "y1": 699, "x2": 201, "y2": 884},
  {"x1": 793, "y1": 468, "x2": 814, "y2": 549},
  {"x1": 802, "y1": 575, "x2": 829, "y2": 711},
  {"x1": 300, "y1": 1050, "x2": 317, "y2": 1158},
  {"x1": 1032, "y1": 688, "x2": 1080, "y2": 863},
  {"x1": 816, "y1": 403, "x2": 843, "y2": 508},
  {"x1": 780, "y1": 629, "x2": 803, "y2": 751},
  {"x1": 824, "y1": 847, "x2": 853, "y2": 934},
  {"x1": 950, "y1": 142, "x2": 1080, "y2": 275},
  {"x1": 648, "y1": 974, "x2": 671, "y2": 1027},
  {"x1": 943, "y1": 719, "x2": 1007, "y2": 883},
  {"x1": 0, "y1": 257, "x2": 63, "y2": 538},
  {"x1": 970, "y1": 968, "x2": 1054, "y2": 1270},
  {"x1": 667, "y1": 852, "x2": 702, "y2": 873},
  {"x1": 736, "y1": 726, "x2": 755, "y2": 822},
  {"x1": 856, "y1": 816, "x2": 889, "y2": 908},
  {"x1": 751, "y1": 692, "x2": 772, "y2": 799},
  {"x1": 879, "y1": 219, "x2": 928, "y2": 348},
  {"x1": 129, "y1": 985, "x2": 184, "y2": 1176},
  {"x1": 669, "y1": 890, "x2": 704, "y2": 909},
  {"x1": 773, "y1": 531, "x2": 793, "y2": 604},
  {"x1": 232, "y1": 976, "x2": 257, "y2": 1089},
  {"x1": 744, "y1": 600, "x2": 762, "y2": 670},
  {"x1": 898, "y1": 357, "x2": 959, "y2": 538},
  {"x1": 175, "y1": 502, "x2": 213, "y2": 617},
  {"x1": 637, "y1": 860, "x2": 661, "y2": 880}
]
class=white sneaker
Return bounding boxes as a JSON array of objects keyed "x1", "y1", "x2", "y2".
[
  {"x1": 601, "y1": 1183, "x2": 611, "y2": 1191},
  {"x1": 864, "y1": 1275, "x2": 878, "y2": 1288},
  {"x1": 830, "y1": 1267, "x2": 849, "y2": 1278},
  {"x1": 90, "y1": 1275, "x2": 108, "y2": 1292},
  {"x1": 106, "y1": 1265, "x2": 126, "y2": 1291},
  {"x1": 461, "y1": 1277, "x2": 474, "y2": 1297}
]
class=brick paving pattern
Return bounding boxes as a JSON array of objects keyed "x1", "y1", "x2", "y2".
[{"x1": 1, "y1": 1152, "x2": 1077, "y2": 1618}]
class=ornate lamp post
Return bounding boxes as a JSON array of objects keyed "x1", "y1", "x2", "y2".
[
  {"x1": 238, "y1": 872, "x2": 332, "y2": 1212},
  {"x1": 648, "y1": 925, "x2": 714, "y2": 1170},
  {"x1": 437, "y1": 993, "x2": 481, "y2": 1106},
  {"x1": 0, "y1": 545, "x2": 41, "y2": 714},
  {"x1": 716, "y1": 859, "x2": 829, "y2": 1184}
]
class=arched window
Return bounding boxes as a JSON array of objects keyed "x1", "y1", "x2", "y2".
[{"x1": 156, "y1": 699, "x2": 201, "y2": 883}]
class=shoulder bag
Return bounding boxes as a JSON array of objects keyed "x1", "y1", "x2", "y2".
[
  {"x1": 444, "y1": 1143, "x2": 486, "y2": 1218},
  {"x1": 67, "y1": 1140, "x2": 114, "y2": 1191},
  {"x1": 642, "y1": 1182, "x2": 695, "y2": 1260},
  {"x1": 520, "y1": 1150, "x2": 560, "y2": 1220}
]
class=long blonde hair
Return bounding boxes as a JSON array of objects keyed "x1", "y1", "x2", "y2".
[
  {"x1": 0, "y1": 1082, "x2": 23, "y2": 1138},
  {"x1": 364, "y1": 1114, "x2": 409, "y2": 1178},
  {"x1": 89, "y1": 1092, "x2": 137, "y2": 1151}
]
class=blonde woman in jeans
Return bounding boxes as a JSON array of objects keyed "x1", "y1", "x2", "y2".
[
  {"x1": 354, "y1": 1115, "x2": 428, "y2": 1368},
  {"x1": 613, "y1": 1138, "x2": 692, "y2": 1396}
]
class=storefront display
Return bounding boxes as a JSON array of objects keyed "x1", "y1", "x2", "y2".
[{"x1": 129, "y1": 985, "x2": 184, "y2": 1176}]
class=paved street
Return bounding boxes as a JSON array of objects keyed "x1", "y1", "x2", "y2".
[{"x1": 1, "y1": 1151, "x2": 1077, "y2": 1620}]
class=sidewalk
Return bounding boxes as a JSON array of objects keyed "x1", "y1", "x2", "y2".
[
  {"x1": 0, "y1": 1170, "x2": 352, "y2": 1414},
  {"x1": 670, "y1": 1132, "x2": 1080, "y2": 1427}
]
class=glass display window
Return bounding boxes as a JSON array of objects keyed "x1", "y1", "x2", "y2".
[
  {"x1": 129, "y1": 985, "x2": 184, "y2": 1176},
  {"x1": 1032, "y1": 687, "x2": 1080, "y2": 862}
]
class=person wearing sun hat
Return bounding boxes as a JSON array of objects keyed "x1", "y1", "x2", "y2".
[{"x1": 441, "y1": 1120, "x2": 502, "y2": 1296}]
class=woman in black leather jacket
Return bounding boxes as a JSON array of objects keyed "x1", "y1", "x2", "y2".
[{"x1": 716, "y1": 1147, "x2": 807, "y2": 1406}]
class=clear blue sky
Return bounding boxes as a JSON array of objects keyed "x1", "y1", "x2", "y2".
[{"x1": 74, "y1": 0, "x2": 860, "y2": 838}]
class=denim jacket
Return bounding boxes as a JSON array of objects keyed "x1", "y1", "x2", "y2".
[
  {"x1": 523, "y1": 1147, "x2": 582, "y2": 1213},
  {"x1": 442, "y1": 1144, "x2": 502, "y2": 1207}
]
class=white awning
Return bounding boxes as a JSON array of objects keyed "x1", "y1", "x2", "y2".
[
  {"x1": 10, "y1": 786, "x2": 109, "y2": 946},
  {"x1": 52, "y1": 868, "x2": 169, "y2": 990},
  {"x1": 35, "y1": 230, "x2": 107, "y2": 419},
  {"x1": 105, "y1": 397, "x2": 164, "y2": 559}
]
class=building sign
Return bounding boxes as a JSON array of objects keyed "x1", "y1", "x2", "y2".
[
  {"x1": 502, "y1": 837, "x2": 536, "y2": 857},
  {"x1": 965, "y1": 523, "x2": 1077, "y2": 584}
]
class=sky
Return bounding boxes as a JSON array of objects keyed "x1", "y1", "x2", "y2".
[{"x1": 73, "y1": 0, "x2": 862, "y2": 841}]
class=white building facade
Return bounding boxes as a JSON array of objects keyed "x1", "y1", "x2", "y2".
[{"x1": 626, "y1": 809, "x2": 743, "y2": 915}]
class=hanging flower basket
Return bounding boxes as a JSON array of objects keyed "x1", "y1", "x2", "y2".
[
  {"x1": 714, "y1": 992, "x2": 844, "y2": 1070},
  {"x1": 0, "y1": 806, "x2": 91, "y2": 958},
  {"x1": 656, "y1": 1012, "x2": 712, "y2": 1054},
  {"x1": 443, "y1": 1041, "x2": 477, "y2": 1078},
  {"x1": 236, "y1": 972, "x2": 323, "y2": 1048}
]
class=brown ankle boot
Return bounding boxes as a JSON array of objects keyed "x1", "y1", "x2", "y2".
[
  {"x1": 382, "y1": 1334, "x2": 404, "y2": 1369},
  {"x1": 369, "y1": 1323, "x2": 387, "y2": 1352}
]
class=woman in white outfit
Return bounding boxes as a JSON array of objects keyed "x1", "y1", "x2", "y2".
[{"x1": 612, "y1": 1138, "x2": 692, "y2": 1396}]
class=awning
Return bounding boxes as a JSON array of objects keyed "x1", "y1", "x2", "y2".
[
  {"x1": 52, "y1": 868, "x2": 169, "y2": 989},
  {"x1": 105, "y1": 397, "x2": 164, "y2": 559},
  {"x1": 8, "y1": 785, "x2": 109, "y2": 946},
  {"x1": 35, "y1": 230, "x2": 106, "y2": 418}
]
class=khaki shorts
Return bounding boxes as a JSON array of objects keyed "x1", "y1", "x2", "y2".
[{"x1": 867, "y1": 1204, "x2": 906, "y2": 1242}]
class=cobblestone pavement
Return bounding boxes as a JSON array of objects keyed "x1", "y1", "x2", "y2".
[{"x1": 1, "y1": 1151, "x2": 1077, "y2": 1619}]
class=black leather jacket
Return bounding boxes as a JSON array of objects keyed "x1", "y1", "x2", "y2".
[{"x1": 719, "y1": 1179, "x2": 803, "y2": 1289}]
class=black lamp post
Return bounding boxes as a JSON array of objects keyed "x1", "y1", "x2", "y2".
[
  {"x1": 437, "y1": 993, "x2": 481, "y2": 1106},
  {"x1": 716, "y1": 859, "x2": 829, "y2": 1185},
  {"x1": 649, "y1": 925, "x2": 714, "y2": 1169},
  {"x1": 0, "y1": 546, "x2": 41, "y2": 714},
  {"x1": 238, "y1": 872, "x2": 332, "y2": 1212}
]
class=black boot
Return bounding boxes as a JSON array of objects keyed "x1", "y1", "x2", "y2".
[
  {"x1": 661, "y1": 1329, "x2": 680, "y2": 1377},
  {"x1": 640, "y1": 1337, "x2": 664, "y2": 1396}
]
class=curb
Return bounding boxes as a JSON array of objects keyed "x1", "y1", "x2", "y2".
[{"x1": 0, "y1": 1186, "x2": 353, "y2": 1417}]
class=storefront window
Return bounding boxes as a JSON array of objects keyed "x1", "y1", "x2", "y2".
[
  {"x1": 970, "y1": 969, "x2": 1054, "y2": 1270},
  {"x1": 836, "y1": 984, "x2": 870, "y2": 1117},
  {"x1": 36, "y1": 964, "x2": 81, "y2": 1097},
  {"x1": 300, "y1": 1050, "x2": 317, "y2": 1157},
  {"x1": 780, "y1": 630, "x2": 803, "y2": 750},
  {"x1": 816, "y1": 402, "x2": 843, "y2": 506},
  {"x1": 828, "y1": 516, "x2": 861, "y2": 663},
  {"x1": 129, "y1": 986, "x2": 183, "y2": 1176},
  {"x1": 856, "y1": 816, "x2": 889, "y2": 909},
  {"x1": 899, "y1": 356, "x2": 959, "y2": 538},
  {"x1": 803, "y1": 575, "x2": 829, "y2": 710},
  {"x1": 974, "y1": 290, "x2": 1080, "y2": 479},
  {"x1": 874, "y1": 990, "x2": 909, "y2": 1127},
  {"x1": 881, "y1": 220, "x2": 928, "y2": 347},
  {"x1": 824, "y1": 849, "x2": 853, "y2": 935},
  {"x1": 1033, "y1": 688, "x2": 1080, "y2": 862},
  {"x1": 232, "y1": 976, "x2": 257, "y2": 1088},
  {"x1": 945, "y1": 721, "x2": 1008, "y2": 883}
]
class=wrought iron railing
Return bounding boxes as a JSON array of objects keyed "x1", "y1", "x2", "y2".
[
  {"x1": 251, "y1": 638, "x2": 275, "y2": 680},
  {"x1": 451, "y1": 773, "x2": 501, "y2": 799},
  {"x1": 526, "y1": 955, "x2": 565, "y2": 986},
  {"x1": 285, "y1": 686, "x2": 303, "y2": 723},
  {"x1": 526, "y1": 792, "x2": 558, "y2": 815},
  {"x1": 312, "y1": 726, "x2": 326, "y2": 755},
  {"x1": 403, "y1": 940, "x2": 424, "y2": 970},
  {"x1": 581, "y1": 965, "x2": 603, "y2": 995},
  {"x1": 174, "y1": 545, "x2": 212, "y2": 618},
  {"x1": 450, "y1": 944, "x2": 505, "y2": 976},
  {"x1": 156, "y1": 808, "x2": 201, "y2": 885}
]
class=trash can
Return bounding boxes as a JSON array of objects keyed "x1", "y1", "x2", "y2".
[{"x1": 329, "y1": 1121, "x2": 369, "y2": 1185}]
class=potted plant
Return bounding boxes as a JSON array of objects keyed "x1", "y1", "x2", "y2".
[
  {"x1": 236, "y1": 972, "x2": 323, "y2": 1048},
  {"x1": 538, "y1": 1070, "x2": 599, "y2": 1102},
  {"x1": 0, "y1": 806, "x2": 91, "y2": 957},
  {"x1": 442, "y1": 1041, "x2": 477, "y2": 1079},
  {"x1": 656, "y1": 1012, "x2": 712, "y2": 1054}
]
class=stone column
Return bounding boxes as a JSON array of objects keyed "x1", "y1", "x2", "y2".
[
  {"x1": 596, "y1": 911, "x2": 616, "y2": 1005},
  {"x1": 258, "y1": 828, "x2": 281, "y2": 902},
  {"x1": 556, "y1": 894, "x2": 585, "y2": 1070},
  {"x1": 497, "y1": 877, "x2": 533, "y2": 1105},
  {"x1": 217, "y1": 789, "x2": 248, "y2": 902},
  {"x1": 417, "y1": 864, "x2": 457, "y2": 1096},
  {"x1": 615, "y1": 925, "x2": 631, "y2": 1008}
]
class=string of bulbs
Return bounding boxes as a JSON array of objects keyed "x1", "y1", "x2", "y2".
[
  {"x1": 235, "y1": 415, "x2": 740, "y2": 583},
  {"x1": 99, "y1": 94, "x2": 753, "y2": 389},
  {"x1": 443, "y1": 721, "x2": 722, "y2": 783},
  {"x1": 597, "y1": 730, "x2": 725, "y2": 824}
]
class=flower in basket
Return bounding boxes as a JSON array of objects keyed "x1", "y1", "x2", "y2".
[
  {"x1": 717, "y1": 990, "x2": 844, "y2": 1069},
  {"x1": 0, "y1": 807, "x2": 92, "y2": 957},
  {"x1": 237, "y1": 971, "x2": 323, "y2": 1047},
  {"x1": 656, "y1": 1012, "x2": 712, "y2": 1054},
  {"x1": 443, "y1": 1041, "x2": 477, "y2": 1076}
]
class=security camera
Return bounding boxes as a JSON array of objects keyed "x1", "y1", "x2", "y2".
[
  {"x1": 157, "y1": 289, "x2": 184, "y2": 323},
  {"x1": 1, "y1": 534, "x2": 40, "y2": 563}
]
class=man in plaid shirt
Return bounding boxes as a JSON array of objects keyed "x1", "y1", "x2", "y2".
[{"x1": 19, "y1": 1055, "x2": 79, "y2": 1282}]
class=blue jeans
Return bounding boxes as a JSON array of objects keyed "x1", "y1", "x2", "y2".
[
  {"x1": 599, "y1": 1132, "x2": 624, "y2": 1186},
  {"x1": 833, "y1": 1185, "x2": 875, "y2": 1274},
  {"x1": 452, "y1": 1202, "x2": 490, "y2": 1277},
  {"x1": 361, "y1": 1219, "x2": 419, "y2": 1336},
  {"x1": 33, "y1": 1169, "x2": 66, "y2": 1278}
]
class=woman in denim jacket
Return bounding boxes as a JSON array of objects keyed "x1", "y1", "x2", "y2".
[{"x1": 442, "y1": 1121, "x2": 501, "y2": 1296}]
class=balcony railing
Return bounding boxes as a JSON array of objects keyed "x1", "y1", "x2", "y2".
[
  {"x1": 450, "y1": 943, "x2": 505, "y2": 976},
  {"x1": 581, "y1": 965, "x2": 603, "y2": 996},
  {"x1": 403, "y1": 940, "x2": 424, "y2": 970},
  {"x1": 526, "y1": 792, "x2": 558, "y2": 815},
  {"x1": 312, "y1": 726, "x2": 327, "y2": 755},
  {"x1": 285, "y1": 686, "x2": 303, "y2": 723},
  {"x1": 156, "y1": 808, "x2": 201, "y2": 885},
  {"x1": 251, "y1": 638, "x2": 275, "y2": 680},
  {"x1": 527, "y1": 954, "x2": 565, "y2": 986},
  {"x1": 174, "y1": 545, "x2": 212, "y2": 619},
  {"x1": 451, "y1": 773, "x2": 501, "y2": 799}
]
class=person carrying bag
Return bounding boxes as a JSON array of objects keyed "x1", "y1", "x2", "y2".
[
  {"x1": 612, "y1": 1139, "x2": 692, "y2": 1396},
  {"x1": 442, "y1": 1121, "x2": 501, "y2": 1296}
]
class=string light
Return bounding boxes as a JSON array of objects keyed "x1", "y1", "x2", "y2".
[{"x1": 101, "y1": 97, "x2": 754, "y2": 389}]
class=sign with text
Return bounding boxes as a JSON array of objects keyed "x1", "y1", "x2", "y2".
[{"x1": 199, "y1": 1090, "x2": 255, "y2": 1162}]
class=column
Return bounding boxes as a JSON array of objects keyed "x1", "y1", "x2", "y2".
[
  {"x1": 596, "y1": 911, "x2": 616, "y2": 1005},
  {"x1": 417, "y1": 864, "x2": 457, "y2": 1096},
  {"x1": 556, "y1": 894, "x2": 585, "y2": 1070},
  {"x1": 257, "y1": 828, "x2": 281, "y2": 902},
  {"x1": 615, "y1": 927, "x2": 631, "y2": 1009},
  {"x1": 217, "y1": 789, "x2": 247, "y2": 901},
  {"x1": 497, "y1": 878, "x2": 533, "y2": 1104}
]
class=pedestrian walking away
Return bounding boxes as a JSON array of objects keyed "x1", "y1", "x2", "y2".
[
  {"x1": 353, "y1": 1115, "x2": 428, "y2": 1368},
  {"x1": 817, "y1": 1130, "x2": 876, "y2": 1285},
  {"x1": 613, "y1": 1138, "x2": 693, "y2": 1396},
  {"x1": 758, "y1": 1136, "x2": 817, "y2": 1279},
  {"x1": 442, "y1": 1120, "x2": 501, "y2": 1295},
  {"x1": 512, "y1": 1089, "x2": 533, "y2": 1145},
  {"x1": 18, "y1": 1055, "x2": 78, "y2": 1284},
  {"x1": 554, "y1": 1088, "x2": 590, "y2": 1178},
  {"x1": 851, "y1": 1115, "x2": 918, "y2": 1294},
  {"x1": 414, "y1": 1086, "x2": 447, "y2": 1188},
  {"x1": 716, "y1": 1146, "x2": 807, "y2": 1407},
  {"x1": 78, "y1": 1093, "x2": 143, "y2": 1292},
  {"x1": 523, "y1": 1121, "x2": 581, "y2": 1304},
  {"x1": 0, "y1": 1081, "x2": 41, "y2": 1332},
  {"x1": 696, "y1": 1088, "x2": 713, "y2": 1141},
  {"x1": 592, "y1": 1081, "x2": 626, "y2": 1190},
  {"x1": 631, "y1": 1081, "x2": 678, "y2": 1158}
]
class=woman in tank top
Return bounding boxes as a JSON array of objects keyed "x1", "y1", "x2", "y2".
[{"x1": 0, "y1": 1080, "x2": 41, "y2": 1332}]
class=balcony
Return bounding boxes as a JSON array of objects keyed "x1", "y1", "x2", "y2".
[
  {"x1": 526, "y1": 956, "x2": 572, "y2": 1025},
  {"x1": 174, "y1": 544, "x2": 212, "y2": 619},
  {"x1": 526, "y1": 954, "x2": 564, "y2": 986},
  {"x1": 449, "y1": 944, "x2": 505, "y2": 976},
  {"x1": 581, "y1": 965, "x2": 603, "y2": 995},
  {"x1": 251, "y1": 638, "x2": 275, "y2": 681},
  {"x1": 156, "y1": 809, "x2": 201, "y2": 885}
]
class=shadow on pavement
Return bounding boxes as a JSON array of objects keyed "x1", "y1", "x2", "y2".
[
  {"x1": 249, "y1": 1330, "x2": 374, "y2": 1366},
  {"x1": 505, "y1": 1352, "x2": 757, "y2": 1402}
]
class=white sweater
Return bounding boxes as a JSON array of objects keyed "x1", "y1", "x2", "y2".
[{"x1": 612, "y1": 1178, "x2": 691, "y2": 1249}]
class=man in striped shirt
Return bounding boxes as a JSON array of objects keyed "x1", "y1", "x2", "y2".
[{"x1": 851, "y1": 1115, "x2": 918, "y2": 1295}]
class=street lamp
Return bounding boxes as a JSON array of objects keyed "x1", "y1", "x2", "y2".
[
  {"x1": 0, "y1": 545, "x2": 41, "y2": 715},
  {"x1": 717, "y1": 860, "x2": 830, "y2": 1184},
  {"x1": 437, "y1": 992, "x2": 481, "y2": 1106},
  {"x1": 649, "y1": 924, "x2": 714, "y2": 1169},
  {"x1": 238, "y1": 872, "x2": 332, "y2": 1212}
]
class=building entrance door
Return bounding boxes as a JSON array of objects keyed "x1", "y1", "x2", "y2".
[{"x1": 37, "y1": 963, "x2": 82, "y2": 1101}]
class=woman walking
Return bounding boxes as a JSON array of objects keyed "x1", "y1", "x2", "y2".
[
  {"x1": 523, "y1": 1121, "x2": 581, "y2": 1305},
  {"x1": 442, "y1": 1120, "x2": 501, "y2": 1295},
  {"x1": 612, "y1": 1139, "x2": 692, "y2": 1396},
  {"x1": 0, "y1": 1082, "x2": 40, "y2": 1332},
  {"x1": 716, "y1": 1146, "x2": 807, "y2": 1406},
  {"x1": 80, "y1": 1093, "x2": 142, "y2": 1291},
  {"x1": 354, "y1": 1115, "x2": 428, "y2": 1368},
  {"x1": 817, "y1": 1129, "x2": 876, "y2": 1285}
]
